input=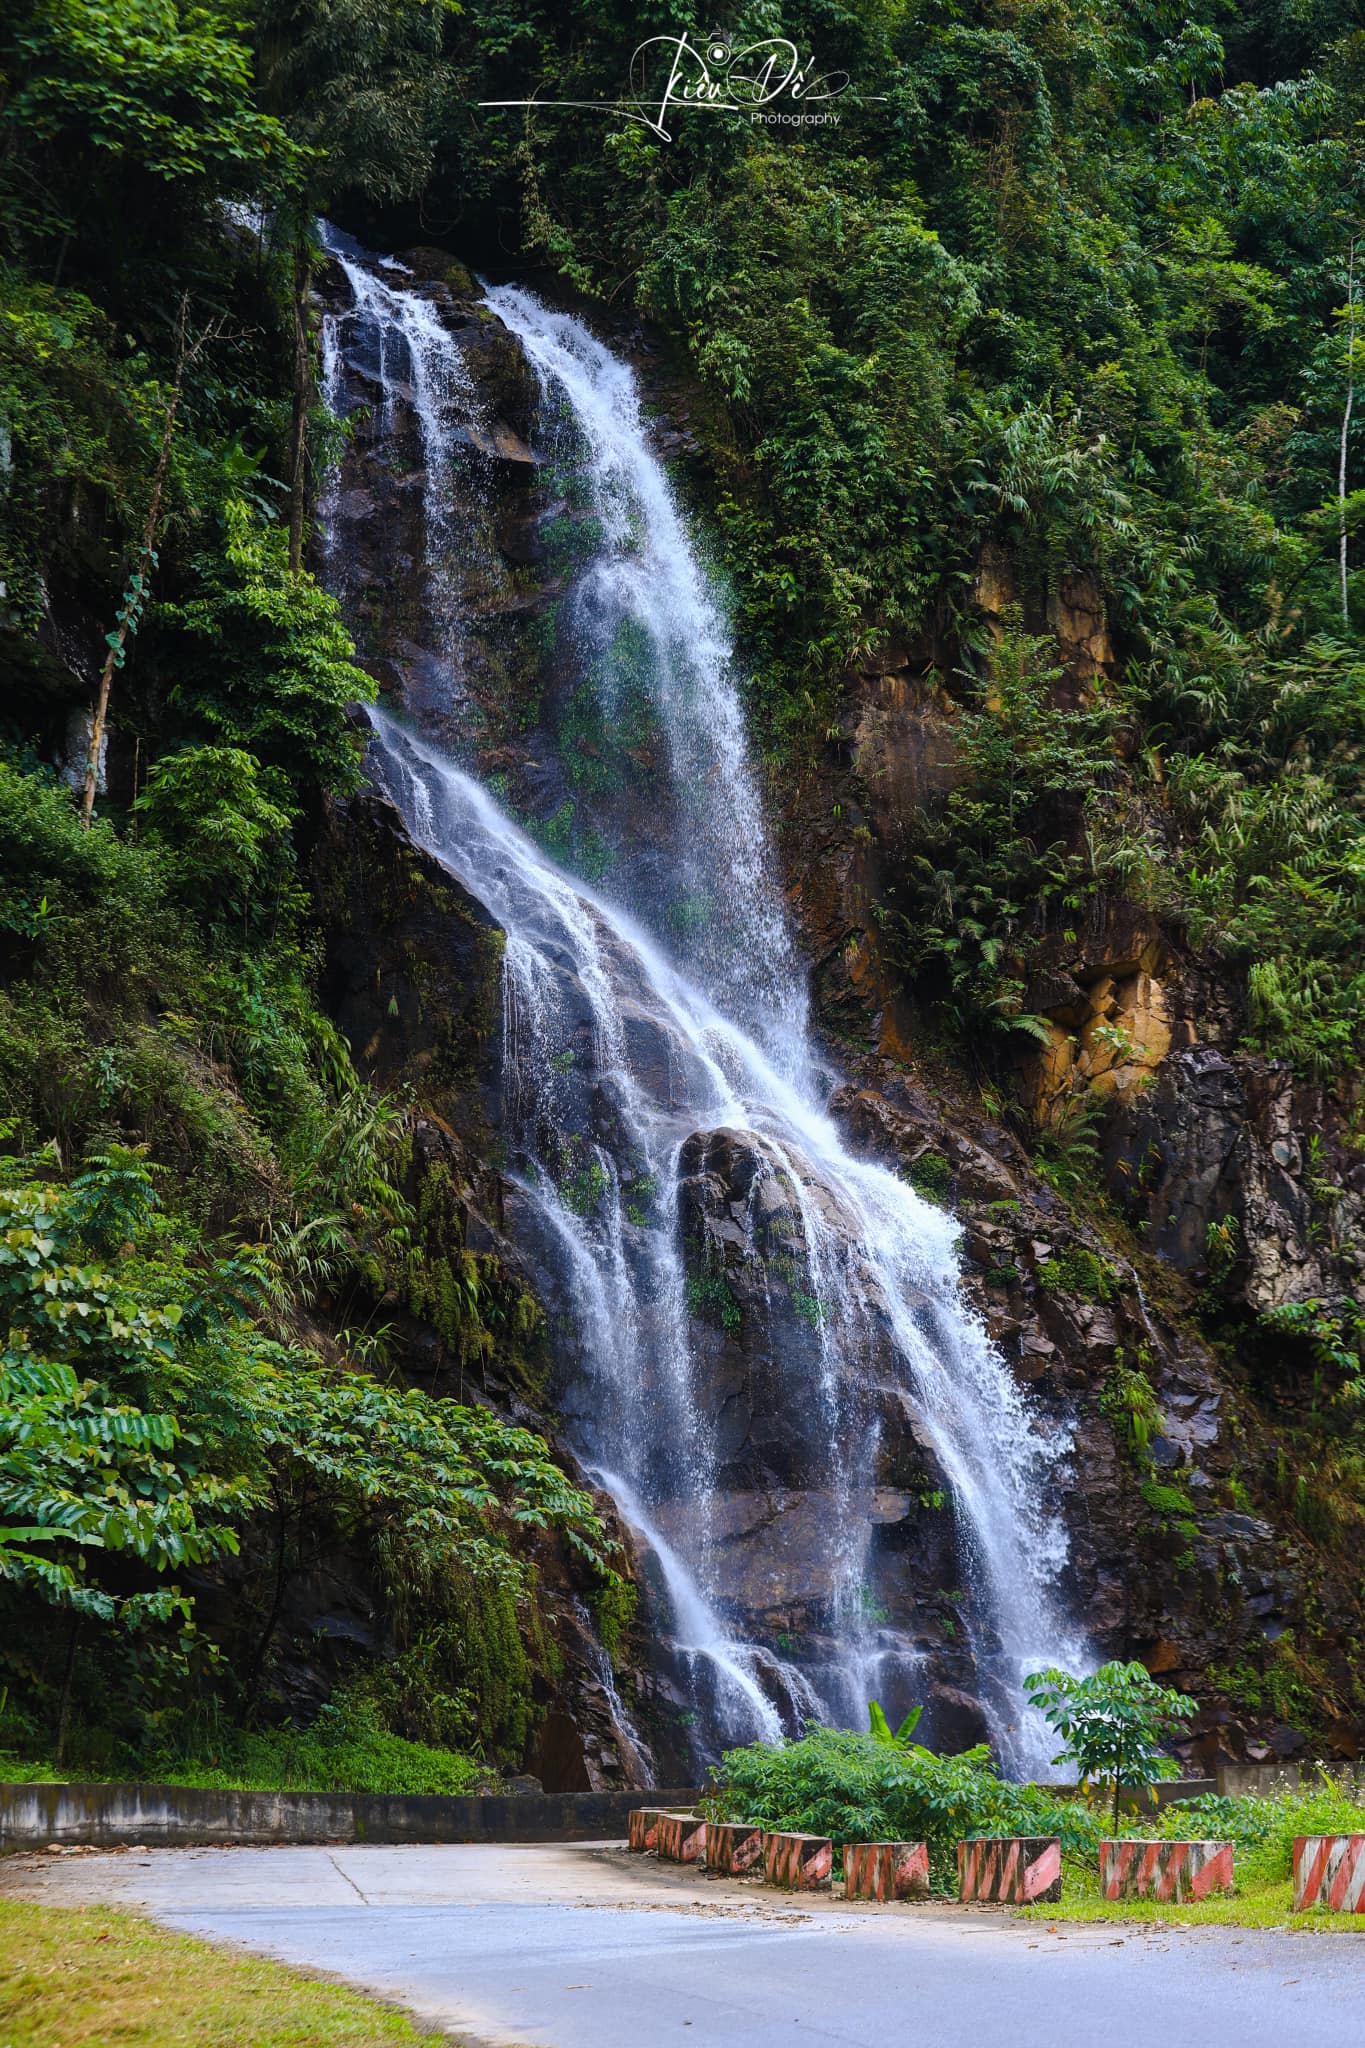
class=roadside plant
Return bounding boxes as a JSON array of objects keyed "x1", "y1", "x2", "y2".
[
  {"x1": 708, "y1": 1724, "x2": 1100, "y2": 1890},
  {"x1": 1024, "y1": 1661, "x2": 1197, "y2": 1830},
  {"x1": 867, "y1": 1700, "x2": 924, "y2": 1748}
]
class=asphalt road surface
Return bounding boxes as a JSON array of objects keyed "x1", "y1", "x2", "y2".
[{"x1": 7, "y1": 1841, "x2": 1364, "y2": 2047}]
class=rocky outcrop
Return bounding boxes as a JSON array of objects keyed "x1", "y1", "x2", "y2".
[
  {"x1": 1104, "y1": 1049, "x2": 1365, "y2": 1311},
  {"x1": 770, "y1": 546, "x2": 1365, "y2": 1762},
  {"x1": 824, "y1": 1057, "x2": 1353, "y2": 1769},
  {"x1": 311, "y1": 244, "x2": 1365, "y2": 1770}
]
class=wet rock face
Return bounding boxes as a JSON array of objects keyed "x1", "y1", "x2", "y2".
[
  {"x1": 666, "y1": 1121, "x2": 994, "y2": 1745},
  {"x1": 312, "y1": 248, "x2": 1365, "y2": 1769},
  {"x1": 826, "y1": 1064, "x2": 1325, "y2": 1739},
  {"x1": 314, "y1": 248, "x2": 543, "y2": 754},
  {"x1": 1104, "y1": 1048, "x2": 1365, "y2": 1312},
  {"x1": 314, "y1": 787, "x2": 505, "y2": 1126}
]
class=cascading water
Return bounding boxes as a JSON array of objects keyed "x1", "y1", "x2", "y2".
[
  {"x1": 317, "y1": 232, "x2": 1089, "y2": 1777},
  {"x1": 317, "y1": 223, "x2": 485, "y2": 694}
]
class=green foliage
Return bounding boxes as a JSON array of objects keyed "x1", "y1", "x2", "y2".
[
  {"x1": 1206, "y1": 1630, "x2": 1321, "y2": 1727},
  {"x1": 1030, "y1": 1088, "x2": 1105, "y2": 1197},
  {"x1": 708, "y1": 1725, "x2": 1099, "y2": 1891},
  {"x1": 685, "y1": 1269, "x2": 741, "y2": 1336},
  {"x1": 1025, "y1": 1661, "x2": 1197, "y2": 1827},
  {"x1": 161, "y1": 502, "x2": 375, "y2": 797},
  {"x1": 256, "y1": 0, "x2": 453, "y2": 210},
  {"x1": 0, "y1": 1149, "x2": 247, "y2": 1626},
  {"x1": 1037, "y1": 1246, "x2": 1118, "y2": 1303},
  {"x1": 135, "y1": 747, "x2": 297, "y2": 921},
  {"x1": 867, "y1": 1700, "x2": 923, "y2": 1747},
  {"x1": 4, "y1": 0, "x2": 300, "y2": 190},
  {"x1": 1100, "y1": 1361, "x2": 1165, "y2": 1465},
  {"x1": 907, "y1": 1150, "x2": 951, "y2": 1202},
  {"x1": 881, "y1": 618, "x2": 1122, "y2": 1040},
  {"x1": 590, "y1": 1575, "x2": 637, "y2": 1666},
  {"x1": 1260, "y1": 1296, "x2": 1365, "y2": 1404},
  {"x1": 1, "y1": 1684, "x2": 491, "y2": 1795},
  {"x1": 0, "y1": 1148, "x2": 612, "y2": 1764}
]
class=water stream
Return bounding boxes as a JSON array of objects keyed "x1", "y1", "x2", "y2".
[{"x1": 317, "y1": 233, "x2": 1089, "y2": 1776}]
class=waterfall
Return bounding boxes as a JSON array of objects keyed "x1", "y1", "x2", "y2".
[{"x1": 317, "y1": 233, "x2": 1089, "y2": 1777}]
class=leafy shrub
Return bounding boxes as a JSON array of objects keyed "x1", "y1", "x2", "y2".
[
  {"x1": 1026, "y1": 1661, "x2": 1196, "y2": 1829},
  {"x1": 1100, "y1": 1361, "x2": 1165, "y2": 1464},
  {"x1": 0, "y1": 1684, "x2": 492, "y2": 1795},
  {"x1": 135, "y1": 745, "x2": 297, "y2": 921},
  {"x1": 707, "y1": 1725, "x2": 1099, "y2": 1890},
  {"x1": 1038, "y1": 1246, "x2": 1118, "y2": 1302},
  {"x1": 160, "y1": 502, "x2": 374, "y2": 797}
]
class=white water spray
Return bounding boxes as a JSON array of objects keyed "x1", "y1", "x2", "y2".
[{"x1": 318, "y1": 243, "x2": 1089, "y2": 1775}]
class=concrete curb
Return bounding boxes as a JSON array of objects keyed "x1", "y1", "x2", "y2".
[
  {"x1": 1293, "y1": 1833, "x2": 1365, "y2": 1911},
  {"x1": 959, "y1": 1836, "x2": 1062, "y2": 1905},
  {"x1": 1100, "y1": 1838, "x2": 1234, "y2": 1901}
]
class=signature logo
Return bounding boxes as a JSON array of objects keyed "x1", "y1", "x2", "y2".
[{"x1": 481, "y1": 32, "x2": 859, "y2": 142}]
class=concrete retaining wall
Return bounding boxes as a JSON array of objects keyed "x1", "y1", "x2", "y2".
[
  {"x1": 6, "y1": 1762, "x2": 1336, "y2": 1855},
  {"x1": 0, "y1": 1781, "x2": 701, "y2": 1852},
  {"x1": 1218, "y1": 1761, "x2": 1365, "y2": 1799}
]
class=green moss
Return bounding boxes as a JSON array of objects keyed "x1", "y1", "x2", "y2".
[
  {"x1": 908, "y1": 1149, "x2": 952, "y2": 1201},
  {"x1": 1141, "y1": 1478, "x2": 1197, "y2": 1520},
  {"x1": 1038, "y1": 1245, "x2": 1119, "y2": 1303},
  {"x1": 686, "y1": 1268, "x2": 741, "y2": 1335},
  {"x1": 590, "y1": 1577, "x2": 638, "y2": 1665}
]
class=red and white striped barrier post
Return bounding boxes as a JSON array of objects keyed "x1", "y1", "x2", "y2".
[
  {"x1": 843, "y1": 1841, "x2": 930, "y2": 1901},
  {"x1": 627, "y1": 1808, "x2": 672, "y2": 1852},
  {"x1": 764, "y1": 1830, "x2": 833, "y2": 1890},
  {"x1": 1099, "y1": 1839, "x2": 1234, "y2": 1902},
  {"x1": 1293, "y1": 1835, "x2": 1365, "y2": 1912},
  {"x1": 957, "y1": 1837, "x2": 1062, "y2": 1905},
  {"x1": 655, "y1": 1811, "x2": 707, "y2": 1864},
  {"x1": 707, "y1": 1821, "x2": 765, "y2": 1875}
]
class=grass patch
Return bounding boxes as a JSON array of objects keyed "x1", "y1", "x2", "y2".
[
  {"x1": 1023, "y1": 1784, "x2": 1365, "y2": 1931},
  {"x1": 1023, "y1": 1859, "x2": 1365, "y2": 1932},
  {"x1": 0, "y1": 1901, "x2": 448, "y2": 2045}
]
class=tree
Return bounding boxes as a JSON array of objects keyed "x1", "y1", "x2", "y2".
[
  {"x1": 79, "y1": 296, "x2": 212, "y2": 824},
  {"x1": 1024, "y1": 1661, "x2": 1197, "y2": 1831}
]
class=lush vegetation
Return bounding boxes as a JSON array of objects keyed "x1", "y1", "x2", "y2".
[
  {"x1": 0, "y1": 1901, "x2": 445, "y2": 2047},
  {"x1": 0, "y1": 0, "x2": 619, "y2": 1783},
  {"x1": 709, "y1": 1720, "x2": 1365, "y2": 1910},
  {"x1": 432, "y1": 1, "x2": 1365, "y2": 1076},
  {"x1": 1025, "y1": 1661, "x2": 1197, "y2": 1828},
  {"x1": 707, "y1": 1722, "x2": 1101, "y2": 1889},
  {"x1": 4, "y1": 0, "x2": 1365, "y2": 1777}
]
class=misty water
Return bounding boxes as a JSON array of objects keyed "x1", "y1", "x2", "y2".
[{"x1": 318, "y1": 228, "x2": 1089, "y2": 1776}]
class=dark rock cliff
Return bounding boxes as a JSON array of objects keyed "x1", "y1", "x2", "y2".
[{"x1": 308, "y1": 241, "x2": 1365, "y2": 1778}]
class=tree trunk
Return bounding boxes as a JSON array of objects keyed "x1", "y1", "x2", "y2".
[
  {"x1": 286, "y1": 229, "x2": 313, "y2": 574},
  {"x1": 53, "y1": 1615, "x2": 80, "y2": 1766},
  {"x1": 241, "y1": 1486, "x2": 291, "y2": 1723},
  {"x1": 80, "y1": 298, "x2": 190, "y2": 825}
]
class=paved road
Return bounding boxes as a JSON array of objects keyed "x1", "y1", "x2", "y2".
[{"x1": 7, "y1": 1841, "x2": 1364, "y2": 2047}]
